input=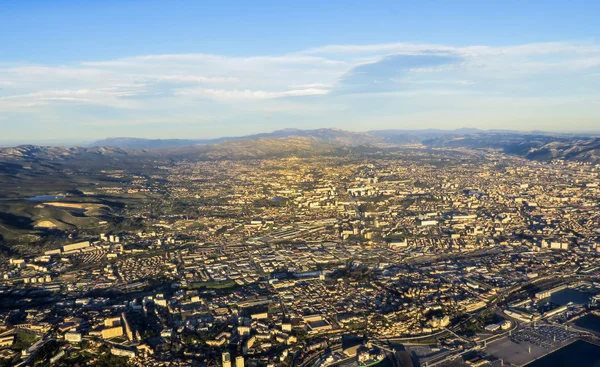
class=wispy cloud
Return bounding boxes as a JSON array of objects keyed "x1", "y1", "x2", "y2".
[
  {"x1": 304, "y1": 41, "x2": 600, "y2": 57},
  {"x1": 1, "y1": 40, "x2": 600, "y2": 136},
  {"x1": 175, "y1": 87, "x2": 330, "y2": 101}
]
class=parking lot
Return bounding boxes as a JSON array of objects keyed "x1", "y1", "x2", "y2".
[{"x1": 510, "y1": 325, "x2": 577, "y2": 349}]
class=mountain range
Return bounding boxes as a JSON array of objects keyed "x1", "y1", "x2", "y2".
[
  {"x1": 1, "y1": 128, "x2": 599, "y2": 164},
  {"x1": 89, "y1": 128, "x2": 504, "y2": 150},
  {"x1": 91, "y1": 127, "x2": 585, "y2": 150},
  {"x1": 90, "y1": 128, "x2": 383, "y2": 149}
]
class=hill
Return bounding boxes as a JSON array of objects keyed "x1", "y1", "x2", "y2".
[
  {"x1": 92, "y1": 128, "x2": 533, "y2": 150},
  {"x1": 423, "y1": 133, "x2": 600, "y2": 163},
  {"x1": 526, "y1": 138, "x2": 600, "y2": 163},
  {"x1": 162, "y1": 136, "x2": 346, "y2": 160},
  {"x1": 91, "y1": 128, "x2": 380, "y2": 149}
]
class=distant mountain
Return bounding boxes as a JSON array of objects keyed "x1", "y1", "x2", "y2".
[
  {"x1": 369, "y1": 128, "x2": 485, "y2": 136},
  {"x1": 161, "y1": 136, "x2": 346, "y2": 160},
  {"x1": 423, "y1": 133, "x2": 556, "y2": 152},
  {"x1": 368, "y1": 128, "x2": 492, "y2": 144},
  {"x1": 91, "y1": 128, "x2": 380, "y2": 149},
  {"x1": 526, "y1": 138, "x2": 600, "y2": 163},
  {"x1": 0, "y1": 144, "x2": 134, "y2": 162},
  {"x1": 8, "y1": 128, "x2": 600, "y2": 164},
  {"x1": 0, "y1": 136, "x2": 344, "y2": 163},
  {"x1": 90, "y1": 137, "x2": 218, "y2": 150},
  {"x1": 91, "y1": 127, "x2": 508, "y2": 150},
  {"x1": 248, "y1": 128, "x2": 380, "y2": 146},
  {"x1": 0, "y1": 145, "x2": 160, "y2": 184},
  {"x1": 423, "y1": 132, "x2": 600, "y2": 163}
]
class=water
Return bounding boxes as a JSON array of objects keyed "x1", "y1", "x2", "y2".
[
  {"x1": 525, "y1": 340, "x2": 600, "y2": 367},
  {"x1": 575, "y1": 314, "x2": 600, "y2": 334},
  {"x1": 550, "y1": 289, "x2": 592, "y2": 306},
  {"x1": 27, "y1": 195, "x2": 66, "y2": 202}
]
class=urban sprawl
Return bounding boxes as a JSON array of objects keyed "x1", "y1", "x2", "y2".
[{"x1": 2, "y1": 148, "x2": 600, "y2": 367}]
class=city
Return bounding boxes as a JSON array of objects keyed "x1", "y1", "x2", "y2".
[
  {"x1": 1, "y1": 1, "x2": 600, "y2": 366},
  {"x1": 1, "y1": 144, "x2": 599, "y2": 366}
]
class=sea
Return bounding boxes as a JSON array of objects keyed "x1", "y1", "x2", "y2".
[
  {"x1": 525, "y1": 340, "x2": 600, "y2": 367},
  {"x1": 549, "y1": 288, "x2": 592, "y2": 306},
  {"x1": 27, "y1": 195, "x2": 66, "y2": 201},
  {"x1": 575, "y1": 314, "x2": 600, "y2": 334}
]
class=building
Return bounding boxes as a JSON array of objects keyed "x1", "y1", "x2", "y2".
[
  {"x1": 308, "y1": 319, "x2": 333, "y2": 333},
  {"x1": 65, "y1": 331, "x2": 82, "y2": 343},
  {"x1": 243, "y1": 336, "x2": 256, "y2": 355},
  {"x1": 101, "y1": 326, "x2": 123, "y2": 339},
  {"x1": 111, "y1": 347, "x2": 136, "y2": 359},
  {"x1": 222, "y1": 352, "x2": 232, "y2": 367},
  {"x1": 0, "y1": 335, "x2": 14, "y2": 347},
  {"x1": 62, "y1": 241, "x2": 90, "y2": 253},
  {"x1": 418, "y1": 219, "x2": 439, "y2": 227},
  {"x1": 104, "y1": 317, "x2": 121, "y2": 327},
  {"x1": 251, "y1": 312, "x2": 268, "y2": 320},
  {"x1": 49, "y1": 350, "x2": 65, "y2": 364},
  {"x1": 500, "y1": 320, "x2": 512, "y2": 330},
  {"x1": 534, "y1": 284, "x2": 568, "y2": 300},
  {"x1": 122, "y1": 312, "x2": 134, "y2": 341},
  {"x1": 236, "y1": 356, "x2": 245, "y2": 367},
  {"x1": 388, "y1": 238, "x2": 408, "y2": 248},
  {"x1": 429, "y1": 315, "x2": 450, "y2": 328},
  {"x1": 544, "y1": 305, "x2": 568, "y2": 318},
  {"x1": 484, "y1": 324, "x2": 500, "y2": 332}
]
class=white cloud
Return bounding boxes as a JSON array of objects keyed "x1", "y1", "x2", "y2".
[
  {"x1": 291, "y1": 83, "x2": 332, "y2": 88},
  {"x1": 303, "y1": 42, "x2": 455, "y2": 55},
  {"x1": 82, "y1": 116, "x2": 209, "y2": 127},
  {"x1": 1, "y1": 39, "x2": 600, "y2": 133},
  {"x1": 155, "y1": 75, "x2": 239, "y2": 84},
  {"x1": 304, "y1": 41, "x2": 600, "y2": 58},
  {"x1": 0, "y1": 89, "x2": 141, "y2": 108},
  {"x1": 396, "y1": 79, "x2": 476, "y2": 86},
  {"x1": 82, "y1": 53, "x2": 347, "y2": 68},
  {"x1": 175, "y1": 87, "x2": 330, "y2": 101}
]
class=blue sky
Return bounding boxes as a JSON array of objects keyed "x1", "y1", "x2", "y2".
[{"x1": 1, "y1": 0, "x2": 600, "y2": 142}]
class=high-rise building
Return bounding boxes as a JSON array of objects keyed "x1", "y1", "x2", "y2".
[
  {"x1": 222, "y1": 352, "x2": 232, "y2": 367},
  {"x1": 236, "y1": 355, "x2": 244, "y2": 367}
]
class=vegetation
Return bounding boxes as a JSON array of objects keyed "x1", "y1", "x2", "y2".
[
  {"x1": 12, "y1": 331, "x2": 39, "y2": 350},
  {"x1": 188, "y1": 279, "x2": 237, "y2": 289}
]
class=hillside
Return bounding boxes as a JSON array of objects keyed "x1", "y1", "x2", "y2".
[
  {"x1": 424, "y1": 133, "x2": 600, "y2": 163},
  {"x1": 163, "y1": 136, "x2": 347, "y2": 160},
  {"x1": 91, "y1": 128, "x2": 380, "y2": 149},
  {"x1": 92, "y1": 128, "x2": 539, "y2": 150},
  {"x1": 526, "y1": 138, "x2": 600, "y2": 163}
]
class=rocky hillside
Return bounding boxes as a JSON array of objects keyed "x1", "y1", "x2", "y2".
[
  {"x1": 424, "y1": 133, "x2": 600, "y2": 163},
  {"x1": 526, "y1": 138, "x2": 600, "y2": 163}
]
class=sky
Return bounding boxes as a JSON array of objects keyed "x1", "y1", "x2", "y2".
[{"x1": 1, "y1": 0, "x2": 600, "y2": 143}]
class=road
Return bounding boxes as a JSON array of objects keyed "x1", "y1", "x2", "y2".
[{"x1": 299, "y1": 272, "x2": 600, "y2": 367}]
